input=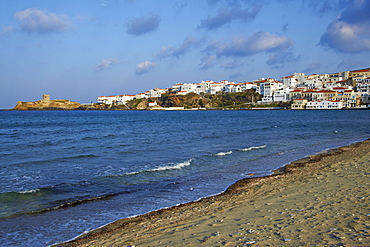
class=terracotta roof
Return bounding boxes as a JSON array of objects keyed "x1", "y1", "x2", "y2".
[
  {"x1": 351, "y1": 69, "x2": 370, "y2": 73},
  {"x1": 304, "y1": 89, "x2": 318, "y2": 92}
]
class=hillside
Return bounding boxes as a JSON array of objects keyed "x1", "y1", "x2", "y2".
[{"x1": 125, "y1": 90, "x2": 263, "y2": 110}]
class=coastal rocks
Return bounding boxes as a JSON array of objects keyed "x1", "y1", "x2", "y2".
[
  {"x1": 13, "y1": 94, "x2": 81, "y2": 110},
  {"x1": 136, "y1": 99, "x2": 149, "y2": 110}
]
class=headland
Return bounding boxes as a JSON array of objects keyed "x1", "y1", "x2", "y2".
[{"x1": 11, "y1": 94, "x2": 81, "y2": 110}]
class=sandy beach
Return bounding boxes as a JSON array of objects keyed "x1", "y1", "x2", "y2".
[{"x1": 55, "y1": 139, "x2": 370, "y2": 246}]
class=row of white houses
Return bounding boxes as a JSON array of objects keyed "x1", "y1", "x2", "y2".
[{"x1": 97, "y1": 68, "x2": 370, "y2": 107}]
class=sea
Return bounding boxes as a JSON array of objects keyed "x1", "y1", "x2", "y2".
[{"x1": 0, "y1": 110, "x2": 369, "y2": 246}]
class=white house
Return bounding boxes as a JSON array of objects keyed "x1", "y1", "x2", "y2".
[
  {"x1": 304, "y1": 75, "x2": 322, "y2": 89},
  {"x1": 100, "y1": 95, "x2": 119, "y2": 104},
  {"x1": 148, "y1": 101, "x2": 158, "y2": 107},
  {"x1": 135, "y1": 93, "x2": 147, "y2": 99},
  {"x1": 282, "y1": 73, "x2": 306, "y2": 89},
  {"x1": 273, "y1": 88, "x2": 290, "y2": 102},
  {"x1": 240, "y1": 82, "x2": 257, "y2": 91},
  {"x1": 117, "y1": 95, "x2": 135, "y2": 104},
  {"x1": 209, "y1": 82, "x2": 225, "y2": 94},
  {"x1": 199, "y1": 80, "x2": 213, "y2": 93},
  {"x1": 357, "y1": 79, "x2": 370, "y2": 93},
  {"x1": 225, "y1": 83, "x2": 242, "y2": 93},
  {"x1": 147, "y1": 88, "x2": 166, "y2": 98},
  {"x1": 177, "y1": 91, "x2": 189, "y2": 95},
  {"x1": 181, "y1": 83, "x2": 198, "y2": 93},
  {"x1": 306, "y1": 100, "x2": 343, "y2": 109},
  {"x1": 171, "y1": 84, "x2": 183, "y2": 92},
  {"x1": 258, "y1": 80, "x2": 284, "y2": 103}
]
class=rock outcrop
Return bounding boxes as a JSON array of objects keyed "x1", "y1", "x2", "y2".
[{"x1": 13, "y1": 94, "x2": 81, "y2": 110}]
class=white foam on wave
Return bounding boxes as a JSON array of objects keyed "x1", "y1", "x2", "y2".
[
  {"x1": 18, "y1": 188, "x2": 40, "y2": 194},
  {"x1": 215, "y1": 151, "x2": 233, "y2": 156},
  {"x1": 151, "y1": 158, "x2": 193, "y2": 172},
  {"x1": 125, "y1": 158, "x2": 194, "y2": 176},
  {"x1": 239, "y1": 145, "x2": 266, "y2": 152}
]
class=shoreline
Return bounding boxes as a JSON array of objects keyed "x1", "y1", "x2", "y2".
[
  {"x1": 53, "y1": 139, "x2": 370, "y2": 246},
  {"x1": 2, "y1": 107, "x2": 370, "y2": 111}
]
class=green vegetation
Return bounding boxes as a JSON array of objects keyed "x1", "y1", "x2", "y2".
[{"x1": 126, "y1": 98, "x2": 143, "y2": 109}]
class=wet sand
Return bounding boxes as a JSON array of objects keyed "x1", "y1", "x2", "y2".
[{"x1": 55, "y1": 139, "x2": 370, "y2": 246}]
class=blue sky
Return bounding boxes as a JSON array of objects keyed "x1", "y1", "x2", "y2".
[{"x1": 1, "y1": 0, "x2": 370, "y2": 109}]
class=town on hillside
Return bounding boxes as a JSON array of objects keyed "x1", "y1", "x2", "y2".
[{"x1": 97, "y1": 68, "x2": 370, "y2": 110}]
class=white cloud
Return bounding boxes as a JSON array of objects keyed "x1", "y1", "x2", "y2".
[
  {"x1": 320, "y1": 21, "x2": 370, "y2": 53},
  {"x1": 206, "y1": 32, "x2": 294, "y2": 57},
  {"x1": 1, "y1": 26, "x2": 14, "y2": 34},
  {"x1": 156, "y1": 36, "x2": 204, "y2": 59},
  {"x1": 15, "y1": 8, "x2": 69, "y2": 33},
  {"x1": 136, "y1": 61, "x2": 157, "y2": 74},
  {"x1": 319, "y1": 0, "x2": 370, "y2": 53},
  {"x1": 198, "y1": 55, "x2": 217, "y2": 70},
  {"x1": 94, "y1": 58, "x2": 122, "y2": 71}
]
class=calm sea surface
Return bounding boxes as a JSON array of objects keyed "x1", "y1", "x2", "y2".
[{"x1": 0, "y1": 110, "x2": 369, "y2": 246}]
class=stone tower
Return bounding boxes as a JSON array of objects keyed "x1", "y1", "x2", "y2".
[{"x1": 42, "y1": 94, "x2": 50, "y2": 102}]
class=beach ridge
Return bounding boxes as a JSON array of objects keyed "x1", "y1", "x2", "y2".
[{"x1": 54, "y1": 139, "x2": 370, "y2": 246}]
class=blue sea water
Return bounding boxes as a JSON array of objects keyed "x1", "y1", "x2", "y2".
[{"x1": 0, "y1": 110, "x2": 369, "y2": 246}]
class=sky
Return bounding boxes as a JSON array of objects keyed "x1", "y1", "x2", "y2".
[{"x1": 1, "y1": 0, "x2": 370, "y2": 109}]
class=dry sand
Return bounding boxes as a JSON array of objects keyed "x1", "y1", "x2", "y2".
[{"x1": 55, "y1": 139, "x2": 370, "y2": 246}]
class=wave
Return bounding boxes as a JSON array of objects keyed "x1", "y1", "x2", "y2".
[
  {"x1": 126, "y1": 159, "x2": 194, "y2": 175},
  {"x1": 239, "y1": 145, "x2": 266, "y2": 152},
  {"x1": 18, "y1": 188, "x2": 40, "y2": 194},
  {"x1": 215, "y1": 151, "x2": 233, "y2": 156},
  {"x1": 213, "y1": 145, "x2": 266, "y2": 157}
]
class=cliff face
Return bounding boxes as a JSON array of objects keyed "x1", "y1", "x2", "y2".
[
  {"x1": 156, "y1": 93, "x2": 206, "y2": 108},
  {"x1": 13, "y1": 96, "x2": 81, "y2": 110},
  {"x1": 124, "y1": 91, "x2": 262, "y2": 110}
]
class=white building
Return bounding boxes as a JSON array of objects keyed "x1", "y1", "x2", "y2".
[
  {"x1": 176, "y1": 91, "x2": 189, "y2": 95},
  {"x1": 282, "y1": 73, "x2": 306, "y2": 89},
  {"x1": 117, "y1": 95, "x2": 135, "y2": 104},
  {"x1": 257, "y1": 80, "x2": 284, "y2": 103},
  {"x1": 273, "y1": 88, "x2": 290, "y2": 102},
  {"x1": 306, "y1": 100, "x2": 343, "y2": 109},
  {"x1": 148, "y1": 101, "x2": 158, "y2": 107},
  {"x1": 97, "y1": 95, "x2": 118, "y2": 105},
  {"x1": 240, "y1": 82, "x2": 257, "y2": 91},
  {"x1": 147, "y1": 88, "x2": 166, "y2": 98},
  {"x1": 209, "y1": 82, "x2": 225, "y2": 94},
  {"x1": 135, "y1": 93, "x2": 147, "y2": 99},
  {"x1": 171, "y1": 84, "x2": 183, "y2": 92},
  {"x1": 357, "y1": 78, "x2": 370, "y2": 92},
  {"x1": 181, "y1": 83, "x2": 198, "y2": 93},
  {"x1": 304, "y1": 75, "x2": 323, "y2": 89},
  {"x1": 225, "y1": 83, "x2": 239, "y2": 93}
]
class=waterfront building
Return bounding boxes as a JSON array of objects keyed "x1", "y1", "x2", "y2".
[
  {"x1": 291, "y1": 98, "x2": 308, "y2": 109},
  {"x1": 306, "y1": 100, "x2": 343, "y2": 109}
]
